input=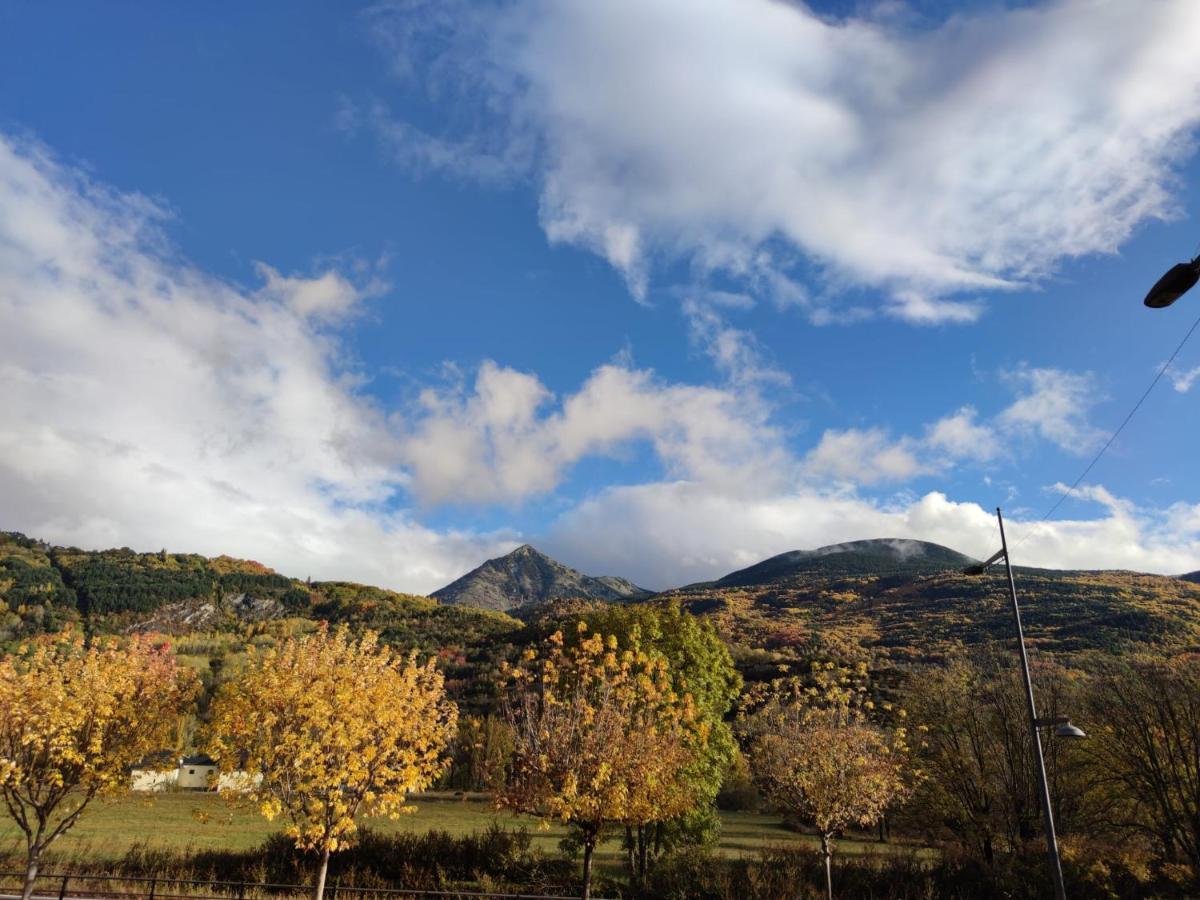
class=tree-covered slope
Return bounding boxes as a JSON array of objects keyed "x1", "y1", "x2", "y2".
[
  {"x1": 0, "y1": 532, "x2": 520, "y2": 652},
  {"x1": 0, "y1": 533, "x2": 79, "y2": 638}
]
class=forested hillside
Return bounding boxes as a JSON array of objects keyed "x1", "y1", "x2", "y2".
[
  {"x1": 0, "y1": 532, "x2": 524, "y2": 711},
  {"x1": 6, "y1": 530, "x2": 1200, "y2": 689}
]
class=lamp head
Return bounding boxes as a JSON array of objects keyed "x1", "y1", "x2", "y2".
[
  {"x1": 1055, "y1": 722, "x2": 1087, "y2": 739},
  {"x1": 1144, "y1": 257, "x2": 1200, "y2": 309},
  {"x1": 963, "y1": 548, "x2": 1006, "y2": 576}
]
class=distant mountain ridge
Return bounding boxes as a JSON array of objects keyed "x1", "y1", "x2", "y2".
[
  {"x1": 431, "y1": 544, "x2": 651, "y2": 612},
  {"x1": 710, "y1": 539, "x2": 975, "y2": 589},
  {"x1": 658, "y1": 538, "x2": 1200, "y2": 665}
]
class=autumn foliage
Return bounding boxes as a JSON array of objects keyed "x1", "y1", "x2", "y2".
[
  {"x1": 498, "y1": 623, "x2": 705, "y2": 899},
  {"x1": 744, "y1": 663, "x2": 912, "y2": 900},
  {"x1": 207, "y1": 625, "x2": 457, "y2": 900},
  {"x1": 0, "y1": 631, "x2": 196, "y2": 900}
]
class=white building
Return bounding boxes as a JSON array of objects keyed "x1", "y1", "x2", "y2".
[{"x1": 131, "y1": 754, "x2": 221, "y2": 792}]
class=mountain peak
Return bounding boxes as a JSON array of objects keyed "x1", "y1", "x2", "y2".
[{"x1": 432, "y1": 546, "x2": 649, "y2": 612}]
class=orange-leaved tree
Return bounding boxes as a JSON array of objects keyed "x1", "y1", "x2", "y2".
[
  {"x1": 207, "y1": 625, "x2": 457, "y2": 900},
  {"x1": 498, "y1": 623, "x2": 703, "y2": 900},
  {"x1": 0, "y1": 631, "x2": 197, "y2": 900},
  {"x1": 744, "y1": 663, "x2": 913, "y2": 900}
]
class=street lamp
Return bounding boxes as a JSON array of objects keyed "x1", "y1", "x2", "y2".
[
  {"x1": 1035, "y1": 715, "x2": 1087, "y2": 740},
  {"x1": 1143, "y1": 255, "x2": 1200, "y2": 308},
  {"x1": 963, "y1": 508, "x2": 1083, "y2": 900}
]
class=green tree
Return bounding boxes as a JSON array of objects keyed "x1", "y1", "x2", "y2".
[
  {"x1": 448, "y1": 714, "x2": 513, "y2": 791},
  {"x1": 576, "y1": 603, "x2": 742, "y2": 880}
]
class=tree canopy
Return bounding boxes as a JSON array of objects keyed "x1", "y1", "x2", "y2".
[{"x1": 208, "y1": 625, "x2": 457, "y2": 900}]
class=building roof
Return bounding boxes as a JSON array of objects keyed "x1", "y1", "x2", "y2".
[{"x1": 180, "y1": 754, "x2": 217, "y2": 767}]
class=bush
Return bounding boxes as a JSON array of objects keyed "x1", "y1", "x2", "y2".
[
  {"x1": 639, "y1": 843, "x2": 1187, "y2": 900},
  {"x1": 0, "y1": 826, "x2": 579, "y2": 895}
]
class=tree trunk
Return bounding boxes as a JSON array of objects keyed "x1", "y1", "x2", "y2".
[
  {"x1": 624, "y1": 826, "x2": 636, "y2": 880},
  {"x1": 312, "y1": 846, "x2": 332, "y2": 900},
  {"x1": 580, "y1": 831, "x2": 596, "y2": 900},
  {"x1": 637, "y1": 825, "x2": 648, "y2": 883},
  {"x1": 20, "y1": 850, "x2": 39, "y2": 900},
  {"x1": 821, "y1": 833, "x2": 833, "y2": 900}
]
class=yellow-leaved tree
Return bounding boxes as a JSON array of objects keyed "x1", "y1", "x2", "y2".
[
  {"x1": 207, "y1": 625, "x2": 457, "y2": 900},
  {"x1": 0, "y1": 631, "x2": 197, "y2": 900},
  {"x1": 744, "y1": 663, "x2": 913, "y2": 900},
  {"x1": 499, "y1": 623, "x2": 703, "y2": 900}
]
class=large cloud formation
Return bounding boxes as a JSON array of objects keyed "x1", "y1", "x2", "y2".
[
  {"x1": 368, "y1": 0, "x2": 1200, "y2": 322},
  {"x1": 2, "y1": 133, "x2": 1199, "y2": 591},
  {"x1": 0, "y1": 135, "x2": 509, "y2": 591}
]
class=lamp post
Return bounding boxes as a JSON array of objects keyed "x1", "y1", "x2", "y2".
[{"x1": 963, "y1": 508, "x2": 1086, "y2": 900}]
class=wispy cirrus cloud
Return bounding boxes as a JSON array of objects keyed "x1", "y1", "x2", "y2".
[{"x1": 365, "y1": 0, "x2": 1200, "y2": 323}]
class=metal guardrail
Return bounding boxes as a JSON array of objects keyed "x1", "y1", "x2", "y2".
[{"x1": 0, "y1": 872, "x2": 610, "y2": 900}]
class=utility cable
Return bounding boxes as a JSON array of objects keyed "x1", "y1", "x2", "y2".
[{"x1": 1012, "y1": 307, "x2": 1200, "y2": 549}]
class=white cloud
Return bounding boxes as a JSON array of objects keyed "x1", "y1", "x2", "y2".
[
  {"x1": 803, "y1": 428, "x2": 928, "y2": 485},
  {"x1": 799, "y1": 373, "x2": 1093, "y2": 489},
  {"x1": 546, "y1": 484, "x2": 1200, "y2": 589},
  {"x1": 1169, "y1": 363, "x2": 1200, "y2": 393},
  {"x1": 998, "y1": 367, "x2": 1104, "y2": 453},
  {"x1": 2, "y1": 130, "x2": 1196, "y2": 597},
  {"x1": 399, "y1": 360, "x2": 790, "y2": 504},
  {"x1": 371, "y1": 0, "x2": 1200, "y2": 321},
  {"x1": 0, "y1": 134, "x2": 512, "y2": 593},
  {"x1": 680, "y1": 297, "x2": 790, "y2": 387},
  {"x1": 926, "y1": 406, "x2": 1001, "y2": 462},
  {"x1": 254, "y1": 262, "x2": 368, "y2": 321}
]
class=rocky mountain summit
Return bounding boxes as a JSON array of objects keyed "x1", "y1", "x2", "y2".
[{"x1": 431, "y1": 544, "x2": 650, "y2": 612}]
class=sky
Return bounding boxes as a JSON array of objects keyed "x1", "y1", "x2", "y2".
[{"x1": 3, "y1": 0, "x2": 1200, "y2": 592}]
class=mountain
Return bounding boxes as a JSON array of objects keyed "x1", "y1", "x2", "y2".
[
  {"x1": 6, "y1": 528, "x2": 1200, "y2": 673},
  {"x1": 710, "y1": 539, "x2": 976, "y2": 588},
  {"x1": 432, "y1": 544, "x2": 650, "y2": 612},
  {"x1": 661, "y1": 539, "x2": 1200, "y2": 667},
  {"x1": 1180, "y1": 571, "x2": 1200, "y2": 585}
]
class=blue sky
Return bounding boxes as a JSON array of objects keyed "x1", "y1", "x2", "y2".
[{"x1": 2, "y1": 0, "x2": 1200, "y2": 591}]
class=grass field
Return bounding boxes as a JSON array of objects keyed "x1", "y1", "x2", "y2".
[{"x1": 0, "y1": 792, "x2": 927, "y2": 872}]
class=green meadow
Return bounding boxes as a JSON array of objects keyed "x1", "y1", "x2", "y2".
[{"x1": 0, "y1": 792, "x2": 926, "y2": 872}]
